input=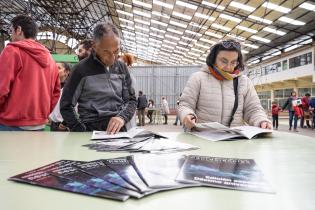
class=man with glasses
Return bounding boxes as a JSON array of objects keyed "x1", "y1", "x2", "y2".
[{"x1": 60, "y1": 22, "x2": 137, "y2": 133}]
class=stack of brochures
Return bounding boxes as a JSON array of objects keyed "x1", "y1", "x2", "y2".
[
  {"x1": 9, "y1": 155, "x2": 274, "y2": 201},
  {"x1": 84, "y1": 127, "x2": 199, "y2": 153}
]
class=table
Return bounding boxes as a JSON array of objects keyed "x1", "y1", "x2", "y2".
[{"x1": 1, "y1": 131, "x2": 315, "y2": 210}]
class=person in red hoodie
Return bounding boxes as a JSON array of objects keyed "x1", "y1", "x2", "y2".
[
  {"x1": 0, "y1": 15, "x2": 60, "y2": 131},
  {"x1": 271, "y1": 101, "x2": 281, "y2": 130}
]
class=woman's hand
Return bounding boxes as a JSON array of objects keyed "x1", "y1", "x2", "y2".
[
  {"x1": 183, "y1": 114, "x2": 197, "y2": 129},
  {"x1": 260, "y1": 121, "x2": 272, "y2": 129}
]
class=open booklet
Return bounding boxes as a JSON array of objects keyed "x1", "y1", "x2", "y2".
[
  {"x1": 189, "y1": 122, "x2": 272, "y2": 141},
  {"x1": 91, "y1": 127, "x2": 167, "y2": 140}
]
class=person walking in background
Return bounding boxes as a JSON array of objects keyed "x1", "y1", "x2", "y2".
[
  {"x1": 173, "y1": 94, "x2": 182, "y2": 126},
  {"x1": 57, "y1": 62, "x2": 72, "y2": 88},
  {"x1": 309, "y1": 97, "x2": 315, "y2": 129},
  {"x1": 137, "y1": 91, "x2": 147, "y2": 126},
  {"x1": 161, "y1": 96, "x2": 170, "y2": 125},
  {"x1": 300, "y1": 93, "x2": 311, "y2": 128},
  {"x1": 0, "y1": 15, "x2": 60, "y2": 131},
  {"x1": 282, "y1": 91, "x2": 299, "y2": 132},
  {"x1": 147, "y1": 99, "x2": 155, "y2": 124},
  {"x1": 271, "y1": 101, "x2": 281, "y2": 130}
]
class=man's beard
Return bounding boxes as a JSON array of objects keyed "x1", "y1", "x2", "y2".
[{"x1": 78, "y1": 52, "x2": 89, "y2": 61}]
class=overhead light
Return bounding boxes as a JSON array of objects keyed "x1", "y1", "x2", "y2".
[
  {"x1": 153, "y1": 0, "x2": 174, "y2": 9},
  {"x1": 251, "y1": 35, "x2": 271, "y2": 43},
  {"x1": 133, "y1": 9, "x2": 151, "y2": 18},
  {"x1": 226, "y1": 33, "x2": 246, "y2": 41},
  {"x1": 167, "y1": 28, "x2": 184, "y2": 35},
  {"x1": 117, "y1": 10, "x2": 133, "y2": 17},
  {"x1": 150, "y1": 27, "x2": 166, "y2": 33},
  {"x1": 135, "y1": 31, "x2": 149, "y2": 37},
  {"x1": 201, "y1": 1, "x2": 225, "y2": 10},
  {"x1": 262, "y1": 2, "x2": 291, "y2": 13},
  {"x1": 182, "y1": 58, "x2": 193, "y2": 63},
  {"x1": 163, "y1": 40, "x2": 177, "y2": 45},
  {"x1": 200, "y1": 38, "x2": 216, "y2": 44},
  {"x1": 299, "y1": 2, "x2": 315, "y2": 11},
  {"x1": 205, "y1": 31, "x2": 223, "y2": 39},
  {"x1": 189, "y1": 22, "x2": 208, "y2": 30},
  {"x1": 152, "y1": 11, "x2": 170, "y2": 19},
  {"x1": 119, "y1": 18, "x2": 134, "y2": 24},
  {"x1": 173, "y1": 49, "x2": 185, "y2": 54},
  {"x1": 151, "y1": 19, "x2": 168, "y2": 27},
  {"x1": 169, "y1": 20, "x2": 187, "y2": 28},
  {"x1": 121, "y1": 25, "x2": 134, "y2": 31},
  {"x1": 178, "y1": 41, "x2": 189, "y2": 46},
  {"x1": 172, "y1": 11, "x2": 192, "y2": 20},
  {"x1": 149, "y1": 38, "x2": 162, "y2": 44},
  {"x1": 279, "y1": 17, "x2": 305, "y2": 25},
  {"x1": 229, "y1": 1, "x2": 255, "y2": 12},
  {"x1": 188, "y1": 51, "x2": 200, "y2": 57},
  {"x1": 236, "y1": 25, "x2": 257, "y2": 33},
  {"x1": 162, "y1": 45, "x2": 175, "y2": 49},
  {"x1": 243, "y1": 43, "x2": 259, "y2": 49},
  {"x1": 194, "y1": 13, "x2": 216, "y2": 21},
  {"x1": 176, "y1": 0, "x2": 197, "y2": 10},
  {"x1": 263, "y1": 27, "x2": 286, "y2": 36},
  {"x1": 195, "y1": 43, "x2": 210, "y2": 49},
  {"x1": 134, "y1": 18, "x2": 150, "y2": 25},
  {"x1": 182, "y1": 36, "x2": 196, "y2": 42},
  {"x1": 219, "y1": 14, "x2": 242, "y2": 23},
  {"x1": 242, "y1": 50, "x2": 249, "y2": 54},
  {"x1": 132, "y1": 0, "x2": 152, "y2": 9},
  {"x1": 135, "y1": 25, "x2": 149, "y2": 32},
  {"x1": 165, "y1": 34, "x2": 180, "y2": 41},
  {"x1": 149, "y1": 42, "x2": 161, "y2": 48},
  {"x1": 212, "y1": 23, "x2": 231, "y2": 32},
  {"x1": 114, "y1": 1, "x2": 132, "y2": 8},
  {"x1": 122, "y1": 30, "x2": 135, "y2": 35},
  {"x1": 248, "y1": 15, "x2": 272, "y2": 24},
  {"x1": 150, "y1": 33, "x2": 164, "y2": 39},
  {"x1": 191, "y1": 48, "x2": 205, "y2": 53},
  {"x1": 185, "y1": 30, "x2": 202, "y2": 36},
  {"x1": 136, "y1": 37, "x2": 148, "y2": 42}
]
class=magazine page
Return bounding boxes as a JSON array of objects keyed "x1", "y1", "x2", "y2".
[
  {"x1": 129, "y1": 154, "x2": 199, "y2": 189},
  {"x1": 176, "y1": 155, "x2": 274, "y2": 193},
  {"x1": 91, "y1": 127, "x2": 145, "y2": 140},
  {"x1": 73, "y1": 160, "x2": 139, "y2": 192},
  {"x1": 9, "y1": 160, "x2": 129, "y2": 201},
  {"x1": 50, "y1": 163, "x2": 143, "y2": 198},
  {"x1": 231, "y1": 126, "x2": 273, "y2": 139},
  {"x1": 103, "y1": 156, "x2": 151, "y2": 193}
]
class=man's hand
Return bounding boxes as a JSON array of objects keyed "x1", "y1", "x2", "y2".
[
  {"x1": 183, "y1": 114, "x2": 197, "y2": 130},
  {"x1": 260, "y1": 121, "x2": 272, "y2": 129},
  {"x1": 106, "y1": 117, "x2": 125, "y2": 134}
]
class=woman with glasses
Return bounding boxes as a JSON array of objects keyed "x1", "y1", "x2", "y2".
[{"x1": 178, "y1": 39, "x2": 271, "y2": 130}]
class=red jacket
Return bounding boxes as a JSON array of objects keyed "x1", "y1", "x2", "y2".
[
  {"x1": 0, "y1": 39, "x2": 60, "y2": 126},
  {"x1": 272, "y1": 104, "x2": 280, "y2": 116}
]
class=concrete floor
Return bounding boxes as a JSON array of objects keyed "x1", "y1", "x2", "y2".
[{"x1": 138, "y1": 115, "x2": 315, "y2": 138}]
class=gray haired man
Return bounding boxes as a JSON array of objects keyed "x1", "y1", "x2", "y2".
[{"x1": 60, "y1": 22, "x2": 137, "y2": 133}]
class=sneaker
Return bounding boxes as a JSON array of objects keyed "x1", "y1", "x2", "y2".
[{"x1": 289, "y1": 127, "x2": 292, "y2": 131}]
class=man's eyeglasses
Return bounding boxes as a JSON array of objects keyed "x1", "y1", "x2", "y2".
[{"x1": 221, "y1": 40, "x2": 241, "y2": 50}]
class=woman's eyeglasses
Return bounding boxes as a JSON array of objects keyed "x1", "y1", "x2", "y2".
[{"x1": 221, "y1": 40, "x2": 241, "y2": 50}]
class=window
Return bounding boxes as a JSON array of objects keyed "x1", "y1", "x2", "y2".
[
  {"x1": 289, "y1": 52, "x2": 313, "y2": 69},
  {"x1": 282, "y1": 60, "x2": 288, "y2": 70},
  {"x1": 298, "y1": 88, "x2": 311, "y2": 97}
]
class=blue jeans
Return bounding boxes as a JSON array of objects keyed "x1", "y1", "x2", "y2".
[
  {"x1": 288, "y1": 111, "x2": 298, "y2": 129},
  {"x1": 0, "y1": 125, "x2": 25, "y2": 131}
]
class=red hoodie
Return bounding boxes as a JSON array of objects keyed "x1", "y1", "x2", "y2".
[
  {"x1": 272, "y1": 104, "x2": 280, "y2": 116},
  {"x1": 0, "y1": 39, "x2": 60, "y2": 126}
]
